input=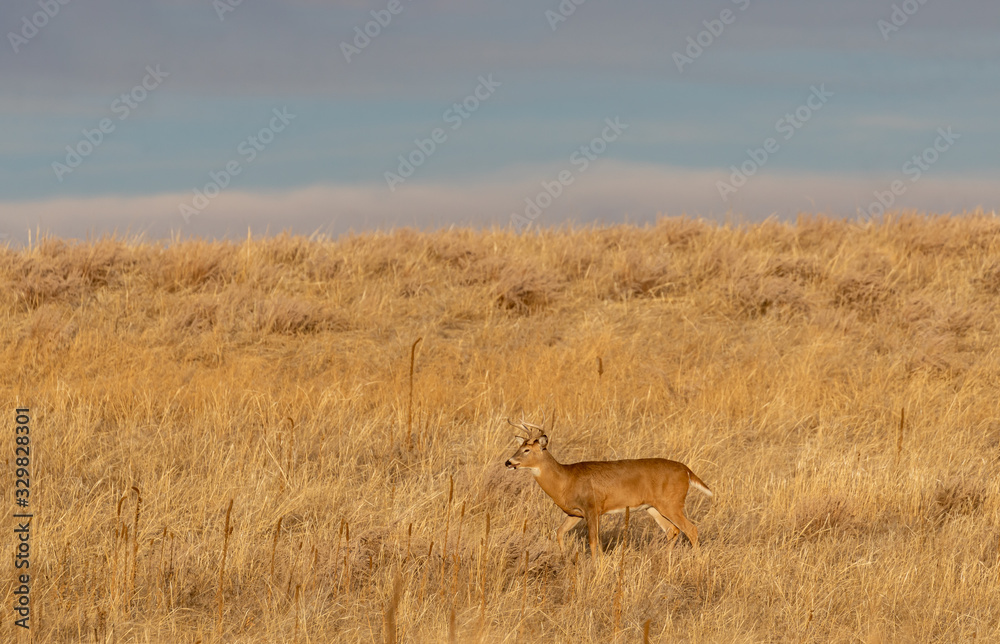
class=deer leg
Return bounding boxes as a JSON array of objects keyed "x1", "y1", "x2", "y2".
[
  {"x1": 646, "y1": 507, "x2": 680, "y2": 550},
  {"x1": 584, "y1": 510, "x2": 601, "y2": 559},
  {"x1": 556, "y1": 516, "x2": 582, "y2": 553},
  {"x1": 655, "y1": 503, "x2": 700, "y2": 553}
]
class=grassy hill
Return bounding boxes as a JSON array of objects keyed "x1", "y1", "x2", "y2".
[{"x1": 3, "y1": 213, "x2": 1000, "y2": 642}]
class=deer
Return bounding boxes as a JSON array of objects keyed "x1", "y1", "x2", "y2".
[{"x1": 504, "y1": 419, "x2": 712, "y2": 558}]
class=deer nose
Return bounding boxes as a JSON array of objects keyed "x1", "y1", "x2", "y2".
[{"x1": 505, "y1": 460, "x2": 512, "y2": 468}]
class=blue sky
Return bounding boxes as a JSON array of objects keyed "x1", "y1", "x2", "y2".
[{"x1": 1, "y1": 0, "x2": 998, "y2": 241}]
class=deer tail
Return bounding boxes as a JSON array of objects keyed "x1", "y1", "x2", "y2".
[{"x1": 687, "y1": 470, "x2": 713, "y2": 498}]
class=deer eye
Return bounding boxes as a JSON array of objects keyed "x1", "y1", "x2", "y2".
[{"x1": 523, "y1": 449, "x2": 530, "y2": 453}]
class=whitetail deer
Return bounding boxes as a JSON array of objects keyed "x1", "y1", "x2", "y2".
[{"x1": 504, "y1": 420, "x2": 712, "y2": 558}]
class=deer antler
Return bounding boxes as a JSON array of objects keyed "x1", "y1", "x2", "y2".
[
  {"x1": 508, "y1": 416, "x2": 544, "y2": 441},
  {"x1": 507, "y1": 417, "x2": 530, "y2": 440}
]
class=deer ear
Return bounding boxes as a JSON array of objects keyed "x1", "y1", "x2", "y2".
[
  {"x1": 538, "y1": 435, "x2": 548, "y2": 448},
  {"x1": 514, "y1": 436, "x2": 526, "y2": 447}
]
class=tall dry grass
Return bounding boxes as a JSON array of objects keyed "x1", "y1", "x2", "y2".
[{"x1": 2, "y1": 212, "x2": 1000, "y2": 642}]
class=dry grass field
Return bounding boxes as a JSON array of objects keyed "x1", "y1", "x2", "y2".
[{"x1": 3, "y1": 213, "x2": 1000, "y2": 642}]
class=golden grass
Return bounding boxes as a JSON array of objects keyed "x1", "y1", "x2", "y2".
[{"x1": 2, "y1": 212, "x2": 1000, "y2": 642}]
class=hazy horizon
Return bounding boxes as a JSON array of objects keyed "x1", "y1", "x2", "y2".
[{"x1": 3, "y1": 0, "x2": 999, "y2": 242}]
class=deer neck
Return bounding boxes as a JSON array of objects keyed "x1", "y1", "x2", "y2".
[{"x1": 531, "y1": 451, "x2": 570, "y2": 501}]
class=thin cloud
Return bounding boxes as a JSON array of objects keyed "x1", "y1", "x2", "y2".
[{"x1": 2, "y1": 164, "x2": 997, "y2": 243}]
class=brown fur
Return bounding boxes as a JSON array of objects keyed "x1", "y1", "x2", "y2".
[{"x1": 506, "y1": 436, "x2": 711, "y2": 557}]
